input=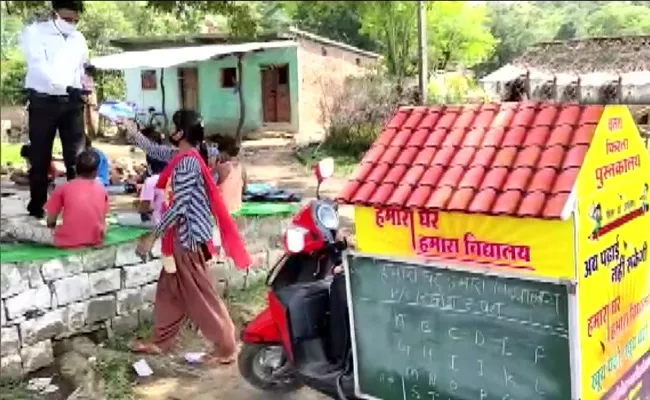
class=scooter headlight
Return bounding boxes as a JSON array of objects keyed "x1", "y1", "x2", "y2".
[{"x1": 315, "y1": 203, "x2": 339, "y2": 230}]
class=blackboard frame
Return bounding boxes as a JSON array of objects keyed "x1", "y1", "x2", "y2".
[{"x1": 344, "y1": 251, "x2": 582, "y2": 400}]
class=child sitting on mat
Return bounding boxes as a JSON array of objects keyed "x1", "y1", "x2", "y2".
[
  {"x1": 10, "y1": 144, "x2": 62, "y2": 186},
  {"x1": 4, "y1": 150, "x2": 109, "y2": 248},
  {"x1": 213, "y1": 136, "x2": 247, "y2": 214}
]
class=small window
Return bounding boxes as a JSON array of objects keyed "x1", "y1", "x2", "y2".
[
  {"x1": 221, "y1": 67, "x2": 237, "y2": 88},
  {"x1": 321, "y1": 47, "x2": 327, "y2": 56},
  {"x1": 355, "y1": 58, "x2": 361, "y2": 66},
  {"x1": 141, "y1": 70, "x2": 157, "y2": 90},
  {"x1": 278, "y1": 66, "x2": 289, "y2": 85}
]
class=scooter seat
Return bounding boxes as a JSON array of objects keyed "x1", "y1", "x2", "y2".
[{"x1": 276, "y1": 278, "x2": 332, "y2": 342}]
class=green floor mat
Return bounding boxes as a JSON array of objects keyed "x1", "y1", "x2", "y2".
[
  {"x1": 0, "y1": 202, "x2": 299, "y2": 264},
  {"x1": 235, "y1": 202, "x2": 300, "y2": 216},
  {"x1": 0, "y1": 225, "x2": 150, "y2": 264}
]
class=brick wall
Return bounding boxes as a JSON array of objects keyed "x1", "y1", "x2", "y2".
[{"x1": 296, "y1": 39, "x2": 378, "y2": 144}]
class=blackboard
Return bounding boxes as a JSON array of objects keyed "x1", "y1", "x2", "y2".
[{"x1": 346, "y1": 253, "x2": 572, "y2": 400}]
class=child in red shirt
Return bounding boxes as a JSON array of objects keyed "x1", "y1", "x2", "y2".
[{"x1": 4, "y1": 149, "x2": 109, "y2": 248}]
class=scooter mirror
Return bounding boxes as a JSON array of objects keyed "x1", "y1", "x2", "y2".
[{"x1": 315, "y1": 157, "x2": 335, "y2": 182}]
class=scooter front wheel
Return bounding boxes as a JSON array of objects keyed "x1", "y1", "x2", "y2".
[{"x1": 238, "y1": 343, "x2": 303, "y2": 392}]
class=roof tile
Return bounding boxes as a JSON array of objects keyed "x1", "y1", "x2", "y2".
[{"x1": 337, "y1": 103, "x2": 604, "y2": 219}]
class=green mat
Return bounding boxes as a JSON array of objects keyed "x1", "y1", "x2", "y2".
[
  {"x1": 0, "y1": 202, "x2": 299, "y2": 264},
  {"x1": 0, "y1": 225, "x2": 150, "y2": 264},
  {"x1": 234, "y1": 202, "x2": 300, "y2": 216}
]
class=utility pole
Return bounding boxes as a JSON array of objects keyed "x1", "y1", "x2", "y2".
[{"x1": 417, "y1": 0, "x2": 428, "y2": 105}]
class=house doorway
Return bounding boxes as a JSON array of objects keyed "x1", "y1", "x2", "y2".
[
  {"x1": 260, "y1": 64, "x2": 291, "y2": 123},
  {"x1": 178, "y1": 67, "x2": 199, "y2": 110}
]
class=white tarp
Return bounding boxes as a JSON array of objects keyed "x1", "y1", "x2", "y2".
[{"x1": 91, "y1": 40, "x2": 297, "y2": 70}]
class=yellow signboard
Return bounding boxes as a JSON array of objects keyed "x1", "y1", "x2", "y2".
[
  {"x1": 354, "y1": 206, "x2": 575, "y2": 279},
  {"x1": 576, "y1": 105, "x2": 650, "y2": 400}
]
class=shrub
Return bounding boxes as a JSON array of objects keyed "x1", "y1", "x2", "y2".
[
  {"x1": 0, "y1": 50, "x2": 26, "y2": 106},
  {"x1": 319, "y1": 71, "x2": 415, "y2": 159}
]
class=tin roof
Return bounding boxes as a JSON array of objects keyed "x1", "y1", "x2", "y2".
[{"x1": 337, "y1": 102, "x2": 606, "y2": 219}]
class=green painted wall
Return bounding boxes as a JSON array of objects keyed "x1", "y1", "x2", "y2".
[{"x1": 123, "y1": 46, "x2": 299, "y2": 136}]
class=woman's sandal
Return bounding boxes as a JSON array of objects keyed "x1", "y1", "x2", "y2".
[
  {"x1": 130, "y1": 341, "x2": 164, "y2": 355},
  {"x1": 202, "y1": 353, "x2": 237, "y2": 366}
]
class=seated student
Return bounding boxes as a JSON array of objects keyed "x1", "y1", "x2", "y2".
[
  {"x1": 4, "y1": 150, "x2": 109, "y2": 248},
  {"x1": 84, "y1": 136, "x2": 110, "y2": 187},
  {"x1": 114, "y1": 160, "x2": 165, "y2": 228},
  {"x1": 213, "y1": 136, "x2": 247, "y2": 214},
  {"x1": 10, "y1": 144, "x2": 61, "y2": 186}
]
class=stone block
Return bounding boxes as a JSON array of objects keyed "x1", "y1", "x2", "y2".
[
  {"x1": 20, "y1": 308, "x2": 66, "y2": 346},
  {"x1": 88, "y1": 269, "x2": 121, "y2": 296},
  {"x1": 21, "y1": 339, "x2": 54, "y2": 373},
  {"x1": 112, "y1": 314, "x2": 139, "y2": 335},
  {"x1": 115, "y1": 242, "x2": 143, "y2": 267},
  {"x1": 1, "y1": 326, "x2": 21, "y2": 356},
  {"x1": 40, "y1": 257, "x2": 83, "y2": 282},
  {"x1": 141, "y1": 283, "x2": 157, "y2": 304},
  {"x1": 0, "y1": 353, "x2": 23, "y2": 378},
  {"x1": 123, "y1": 260, "x2": 161, "y2": 288},
  {"x1": 52, "y1": 274, "x2": 91, "y2": 306},
  {"x1": 65, "y1": 302, "x2": 87, "y2": 331},
  {"x1": 116, "y1": 288, "x2": 143, "y2": 315},
  {"x1": 82, "y1": 247, "x2": 117, "y2": 272},
  {"x1": 1, "y1": 263, "x2": 29, "y2": 299},
  {"x1": 4, "y1": 285, "x2": 52, "y2": 320},
  {"x1": 85, "y1": 295, "x2": 116, "y2": 325},
  {"x1": 20, "y1": 262, "x2": 45, "y2": 288},
  {"x1": 138, "y1": 304, "x2": 154, "y2": 326}
]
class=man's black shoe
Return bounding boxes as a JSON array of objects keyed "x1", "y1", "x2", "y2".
[{"x1": 28, "y1": 209, "x2": 45, "y2": 219}]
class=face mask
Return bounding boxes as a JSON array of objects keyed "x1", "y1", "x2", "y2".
[
  {"x1": 169, "y1": 130, "x2": 183, "y2": 147},
  {"x1": 54, "y1": 14, "x2": 76, "y2": 36}
]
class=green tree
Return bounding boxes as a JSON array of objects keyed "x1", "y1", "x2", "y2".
[
  {"x1": 285, "y1": 1, "x2": 378, "y2": 51},
  {"x1": 584, "y1": 2, "x2": 650, "y2": 35}
]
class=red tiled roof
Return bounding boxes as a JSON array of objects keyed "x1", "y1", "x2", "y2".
[{"x1": 337, "y1": 102, "x2": 605, "y2": 219}]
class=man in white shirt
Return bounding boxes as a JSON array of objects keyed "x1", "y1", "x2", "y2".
[{"x1": 21, "y1": 0, "x2": 89, "y2": 219}]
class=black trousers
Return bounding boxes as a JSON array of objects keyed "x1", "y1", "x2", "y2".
[{"x1": 27, "y1": 92, "x2": 84, "y2": 216}]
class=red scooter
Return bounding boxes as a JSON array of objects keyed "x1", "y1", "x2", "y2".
[{"x1": 238, "y1": 158, "x2": 356, "y2": 399}]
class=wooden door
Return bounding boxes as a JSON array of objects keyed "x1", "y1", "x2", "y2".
[
  {"x1": 261, "y1": 68, "x2": 277, "y2": 122},
  {"x1": 260, "y1": 65, "x2": 291, "y2": 123},
  {"x1": 178, "y1": 67, "x2": 199, "y2": 110}
]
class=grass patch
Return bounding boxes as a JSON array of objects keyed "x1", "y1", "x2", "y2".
[
  {"x1": 294, "y1": 144, "x2": 359, "y2": 178},
  {"x1": 0, "y1": 141, "x2": 63, "y2": 167},
  {"x1": 95, "y1": 352, "x2": 134, "y2": 400},
  {"x1": 0, "y1": 379, "x2": 33, "y2": 400}
]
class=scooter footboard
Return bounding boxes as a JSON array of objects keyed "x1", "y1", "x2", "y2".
[{"x1": 275, "y1": 279, "x2": 332, "y2": 343}]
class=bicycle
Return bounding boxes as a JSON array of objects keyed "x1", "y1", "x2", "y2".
[{"x1": 135, "y1": 107, "x2": 168, "y2": 133}]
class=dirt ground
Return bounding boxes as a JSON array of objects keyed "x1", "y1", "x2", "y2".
[{"x1": 95, "y1": 138, "x2": 345, "y2": 400}]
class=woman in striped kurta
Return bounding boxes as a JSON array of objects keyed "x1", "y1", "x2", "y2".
[{"x1": 125, "y1": 110, "x2": 251, "y2": 364}]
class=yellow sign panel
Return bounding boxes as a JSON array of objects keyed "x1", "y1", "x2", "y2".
[
  {"x1": 576, "y1": 105, "x2": 650, "y2": 400},
  {"x1": 354, "y1": 206, "x2": 575, "y2": 279}
]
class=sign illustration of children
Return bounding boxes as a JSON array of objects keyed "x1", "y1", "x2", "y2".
[
  {"x1": 641, "y1": 183, "x2": 648, "y2": 213},
  {"x1": 589, "y1": 203, "x2": 603, "y2": 240}
]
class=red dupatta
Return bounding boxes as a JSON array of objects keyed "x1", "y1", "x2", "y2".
[{"x1": 156, "y1": 149, "x2": 251, "y2": 270}]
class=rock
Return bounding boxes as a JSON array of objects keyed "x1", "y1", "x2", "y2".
[
  {"x1": 138, "y1": 304, "x2": 154, "y2": 326},
  {"x1": 112, "y1": 313, "x2": 139, "y2": 335},
  {"x1": 20, "y1": 262, "x2": 45, "y2": 288},
  {"x1": 20, "y1": 308, "x2": 66, "y2": 345},
  {"x1": 81, "y1": 247, "x2": 117, "y2": 272},
  {"x1": 0, "y1": 353, "x2": 23, "y2": 378},
  {"x1": 41, "y1": 257, "x2": 83, "y2": 282},
  {"x1": 88, "y1": 269, "x2": 121, "y2": 296},
  {"x1": 4, "y1": 285, "x2": 52, "y2": 319},
  {"x1": 52, "y1": 274, "x2": 91, "y2": 306},
  {"x1": 115, "y1": 242, "x2": 144, "y2": 267},
  {"x1": 140, "y1": 283, "x2": 157, "y2": 304},
  {"x1": 21, "y1": 339, "x2": 54, "y2": 373},
  {"x1": 1, "y1": 263, "x2": 29, "y2": 299},
  {"x1": 116, "y1": 288, "x2": 143, "y2": 315},
  {"x1": 65, "y1": 301, "x2": 87, "y2": 331},
  {"x1": 70, "y1": 336, "x2": 99, "y2": 358},
  {"x1": 123, "y1": 260, "x2": 161, "y2": 288},
  {"x1": 58, "y1": 350, "x2": 95, "y2": 389},
  {"x1": 85, "y1": 295, "x2": 116, "y2": 325},
  {"x1": 0, "y1": 326, "x2": 21, "y2": 356}
]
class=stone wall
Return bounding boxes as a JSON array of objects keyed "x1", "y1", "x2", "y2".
[{"x1": 0, "y1": 214, "x2": 290, "y2": 378}]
